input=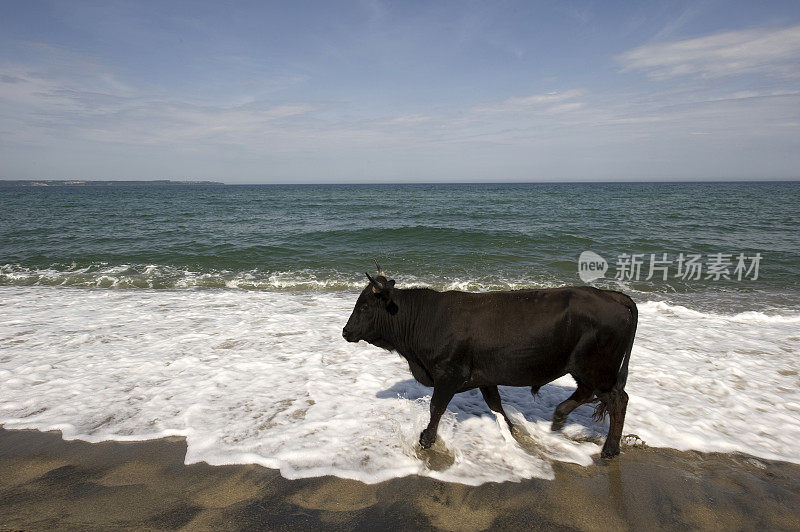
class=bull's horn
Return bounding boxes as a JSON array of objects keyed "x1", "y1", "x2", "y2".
[
  {"x1": 374, "y1": 259, "x2": 385, "y2": 277},
  {"x1": 365, "y1": 272, "x2": 384, "y2": 292}
]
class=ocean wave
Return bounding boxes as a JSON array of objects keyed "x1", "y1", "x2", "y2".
[
  {"x1": 0, "y1": 263, "x2": 361, "y2": 291},
  {"x1": 638, "y1": 300, "x2": 800, "y2": 322},
  {"x1": 2, "y1": 263, "x2": 798, "y2": 316},
  {"x1": 0, "y1": 263, "x2": 564, "y2": 292}
]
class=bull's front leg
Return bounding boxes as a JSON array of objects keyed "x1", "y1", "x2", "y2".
[{"x1": 419, "y1": 384, "x2": 456, "y2": 449}]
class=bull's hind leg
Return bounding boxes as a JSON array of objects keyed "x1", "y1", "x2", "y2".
[
  {"x1": 551, "y1": 382, "x2": 594, "y2": 431},
  {"x1": 598, "y1": 389, "x2": 629, "y2": 458},
  {"x1": 480, "y1": 386, "x2": 517, "y2": 434}
]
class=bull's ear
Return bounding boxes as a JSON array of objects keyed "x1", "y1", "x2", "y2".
[
  {"x1": 376, "y1": 279, "x2": 395, "y2": 297},
  {"x1": 383, "y1": 280, "x2": 397, "y2": 314}
]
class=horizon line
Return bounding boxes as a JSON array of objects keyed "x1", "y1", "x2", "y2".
[{"x1": 2, "y1": 178, "x2": 799, "y2": 185}]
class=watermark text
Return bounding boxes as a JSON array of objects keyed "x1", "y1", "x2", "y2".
[{"x1": 578, "y1": 251, "x2": 761, "y2": 283}]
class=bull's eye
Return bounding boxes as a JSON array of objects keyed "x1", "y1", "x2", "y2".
[{"x1": 359, "y1": 304, "x2": 369, "y2": 312}]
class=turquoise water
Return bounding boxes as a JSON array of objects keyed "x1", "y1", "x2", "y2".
[{"x1": 2, "y1": 182, "x2": 798, "y2": 311}]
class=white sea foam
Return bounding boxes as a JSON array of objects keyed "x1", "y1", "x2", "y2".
[
  {"x1": 1, "y1": 287, "x2": 799, "y2": 485},
  {"x1": 0, "y1": 263, "x2": 565, "y2": 293}
]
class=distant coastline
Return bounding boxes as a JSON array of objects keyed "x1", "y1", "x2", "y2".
[{"x1": 0, "y1": 179, "x2": 225, "y2": 187}]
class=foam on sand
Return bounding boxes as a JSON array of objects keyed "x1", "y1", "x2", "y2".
[{"x1": 1, "y1": 287, "x2": 799, "y2": 485}]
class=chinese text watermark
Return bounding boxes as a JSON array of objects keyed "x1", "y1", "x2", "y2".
[{"x1": 578, "y1": 251, "x2": 761, "y2": 283}]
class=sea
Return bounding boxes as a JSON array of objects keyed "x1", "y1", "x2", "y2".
[{"x1": 1, "y1": 182, "x2": 799, "y2": 484}]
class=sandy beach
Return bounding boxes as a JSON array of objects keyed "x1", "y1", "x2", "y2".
[{"x1": 1, "y1": 427, "x2": 799, "y2": 531}]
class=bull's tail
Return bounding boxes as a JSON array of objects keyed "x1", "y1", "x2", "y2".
[
  {"x1": 593, "y1": 298, "x2": 637, "y2": 422},
  {"x1": 613, "y1": 298, "x2": 637, "y2": 392}
]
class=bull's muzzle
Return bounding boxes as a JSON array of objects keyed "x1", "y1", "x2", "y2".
[{"x1": 342, "y1": 327, "x2": 357, "y2": 342}]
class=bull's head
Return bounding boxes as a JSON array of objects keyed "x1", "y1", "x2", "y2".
[{"x1": 342, "y1": 260, "x2": 398, "y2": 344}]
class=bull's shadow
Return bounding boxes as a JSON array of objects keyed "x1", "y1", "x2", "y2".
[{"x1": 376, "y1": 379, "x2": 606, "y2": 437}]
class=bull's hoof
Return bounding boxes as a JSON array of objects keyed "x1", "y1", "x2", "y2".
[
  {"x1": 419, "y1": 428, "x2": 437, "y2": 449},
  {"x1": 600, "y1": 442, "x2": 620, "y2": 459},
  {"x1": 551, "y1": 414, "x2": 567, "y2": 432}
]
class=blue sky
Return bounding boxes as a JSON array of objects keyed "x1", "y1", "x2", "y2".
[{"x1": 1, "y1": 1, "x2": 799, "y2": 182}]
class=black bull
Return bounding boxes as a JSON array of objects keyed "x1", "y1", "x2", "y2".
[{"x1": 342, "y1": 268, "x2": 638, "y2": 459}]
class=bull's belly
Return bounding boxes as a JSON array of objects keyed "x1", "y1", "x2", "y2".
[
  {"x1": 465, "y1": 372, "x2": 565, "y2": 390},
  {"x1": 401, "y1": 346, "x2": 574, "y2": 389},
  {"x1": 468, "y1": 350, "x2": 570, "y2": 388}
]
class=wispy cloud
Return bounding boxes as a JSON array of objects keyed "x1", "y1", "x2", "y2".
[
  {"x1": 0, "y1": 44, "x2": 327, "y2": 151},
  {"x1": 617, "y1": 23, "x2": 800, "y2": 79},
  {"x1": 651, "y1": 0, "x2": 715, "y2": 42},
  {"x1": 474, "y1": 89, "x2": 585, "y2": 114},
  {"x1": 379, "y1": 114, "x2": 432, "y2": 126},
  {"x1": 504, "y1": 89, "x2": 584, "y2": 106}
]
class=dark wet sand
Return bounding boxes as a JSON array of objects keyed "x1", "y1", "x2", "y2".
[{"x1": 1, "y1": 428, "x2": 799, "y2": 531}]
